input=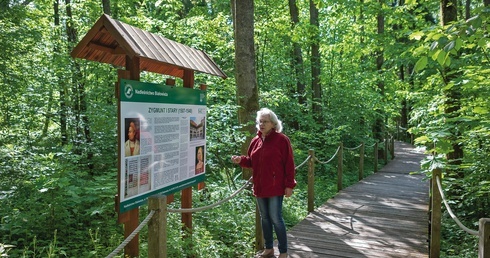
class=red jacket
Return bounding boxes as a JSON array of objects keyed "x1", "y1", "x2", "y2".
[{"x1": 239, "y1": 130, "x2": 297, "y2": 197}]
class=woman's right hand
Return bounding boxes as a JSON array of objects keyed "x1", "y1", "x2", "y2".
[{"x1": 231, "y1": 155, "x2": 241, "y2": 164}]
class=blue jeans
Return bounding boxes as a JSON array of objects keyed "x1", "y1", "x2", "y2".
[{"x1": 256, "y1": 196, "x2": 288, "y2": 254}]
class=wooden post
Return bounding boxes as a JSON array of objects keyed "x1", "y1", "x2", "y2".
[
  {"x1": 148, "y1": 196, "x2": 167, "y2": 258},
  {"x1": 255, "y1": 205, "x2": 264, "y2": 252},
  {"x1": 307, "y1": 149, "x2": 315, "y2": 213},
  {"x1": 396, "y1": 122, "x2": 400, "y2": 140},
  {"x1": 374, "y1": 142, "x2": 378, "y2": 173},
  {"x1": 337, "y1": 142, "x2": 343, "y2": 192},
  {"x1": 384, "y1": 137, "x2": 389, "y2": 164},
  {"x1": 181, "y1": 69, "x2": 194, "y2": 249},
  {"x1": 480, "y1": 218, "x2": 490, "y2": 258},
  {"x1": 430, "y1": 168, "x2": 442, "y2": 258},
  {"x1": 166, "y1": 78, "x2": 176, "y2": 86},
  {"x1": 183, "y1": 69, "x2": 194, "y2": 88},
  {"x1": 125, "y1": 56, "x2": 140, "y2": 258},
  {"x1": 197, "y1": 84, "x2": 207, "y2": 191},
  {"x1": 391, "y1": 137, "x2": 395, "y2": 159},
  {"x1": 359, "y1": 143, "x2": 364, "y2": 181},
  {"x1": 116, "y1": 55, "x2": 141, "y2": 257},
  {"x1": 163, "y1": 78, "x2": 176, "y2": 205},
  {"x1": 115, "y1": 70, "x2": 130, "y2": 228}
]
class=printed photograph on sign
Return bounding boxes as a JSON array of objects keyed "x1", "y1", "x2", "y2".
[
  {"x1": 195, "y1": 145, "x2": 205, "y2": 174},
  {"x1": 123, "y1": 118, "x2": 151, "y2": 198},
  {"x1": 190, "y1": 116, "x2": 205, "y2": 140},
  {"x1": 124, "y1": 118, "x2": 140, "y2": 156}
]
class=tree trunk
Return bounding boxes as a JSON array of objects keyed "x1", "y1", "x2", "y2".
[
  {"x1": 440, "y1": 0, "x2": 458, "y2": 25},
  {"x1": 232, "y1": 0, "x2": 259, "y2": 179},
  {"x1": 288, "y1": 0, "x2": 306, "y2": 106},
  {"x1": 288, "y1": 0, "x2": 305, "y2": 130},
  {"x1": 65, "y1": 0, "x2": 81, "y2": 152},
  {"x1": 465, "y1": 0, "x2": 471, "y2": 20},
  {"x1": 102, "y1": 0, "x2": 111, "y2": 15},
  {"x1": 232, "y1": 2, "x2": 261, "y2": 252},
  {"x1": 55, "y1": 0, "x2": 68, "y2": 145},
  {"x1": 43, "y1": 0, "x2": 60, "y2": 140},
  {"x1": 374, "y1": 0, "x2": 385, "y2": 143},
  {"x1": 441, "y1": 0, "x2": 464, "y2": 170},
  {"x1": 182, "y1": 0, "x2": 193, "y2": 16},
  {"x1": 66, "y1": 0, "x2": 93, "y2": 169},
  {"x1": 359, "y1": 0, "x2": 365, "y2": 57},
  {"x1": 309, "y1": 0, "x2": 322, "y2": 121}
]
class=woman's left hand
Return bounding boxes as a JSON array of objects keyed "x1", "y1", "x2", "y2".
[{"x1": 285, "y1": 188, "x2": 293, "y2": 198}]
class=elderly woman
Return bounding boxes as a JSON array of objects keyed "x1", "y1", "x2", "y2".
[{"x1": 231, "y1": 108, "x2": 296, "y2": 258}]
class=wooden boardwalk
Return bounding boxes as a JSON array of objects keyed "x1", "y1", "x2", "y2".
[{"x1": 285, "y1": 141, "x2": 429, "y2": 258}]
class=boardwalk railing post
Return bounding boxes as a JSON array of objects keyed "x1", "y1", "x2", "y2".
[
  {"x1": 337, "y1": 142, "x2": 343, "y2": 192},
  {"x1": 384, "y1": 138, "x2": 389, "y2": 164},
  {"x1": 255, "y1": 205, "x2": 264, "y2": 252},
  {"x1": 148, "y1": 195, "x2": 167, "y2": 258},
  {"x1": 391, "y1": 137, "x2": 395, "y2": 160},
  {"x1": 374, "y1": 142, "x2": 378, "y2": 173},
  {"x1": 308, "y1": 149, "x2": 315, "y2": 213},
  {"x1": 430, "y1": 168, "x2": 442, "y2": 258},
  {"x1": 359, "y1": 143, "x2": 364, "y2": 181},
  {"x1": 396, "y1": 122, "x2": 399, "y2": 140},
  {"x1": 479, "y1": 218, "x2": 490, "y2": 258}
]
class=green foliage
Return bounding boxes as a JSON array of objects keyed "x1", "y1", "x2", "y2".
[
  {"x1": 1, "y1": 0, "x2": 489, "y2": 257},
  {"x1": 408, "y1": 4, "x2": 490, "y2": 257},
  {"x1": 441, "y1": 222, "x2": 479, "y2": 258}
]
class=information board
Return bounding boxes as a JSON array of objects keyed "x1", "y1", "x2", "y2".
[{"x1": 119, "y1": 79, "x2": 206, "y2": 212}]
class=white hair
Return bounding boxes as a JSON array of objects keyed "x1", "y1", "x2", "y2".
[{"x1": 255, "y1": 108, "x2": 283, "y2": 133}]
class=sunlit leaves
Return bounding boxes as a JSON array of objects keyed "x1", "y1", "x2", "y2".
[
  {"x1": 415, "y1": 56, "x2": 428, "y2": 71},
  {"x1": 409, "y1": 31, "x2": 425, "y2": 40},
  {"x1": 477, "y1": 37, "x2": 489, "y2": 49},
  {"x1": 405, "y1": 0, "x2": 417, "y2": 5}
]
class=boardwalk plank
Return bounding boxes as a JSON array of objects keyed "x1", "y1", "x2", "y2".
[{"x1": 282, "y1": 141, "x2": 429, "y2": 258}]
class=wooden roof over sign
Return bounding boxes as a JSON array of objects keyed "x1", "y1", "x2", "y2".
[{"x1": 71, "y1": 14, "x2": 227, "y2": 79}]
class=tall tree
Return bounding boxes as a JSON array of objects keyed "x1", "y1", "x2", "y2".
[
  {"x1": 309, "y1": 0, "x2": 322, "y2": 121},
  {"x1": 231, "y1": 0, "x2": 259, "y2": 175},
  {"x1": 102, "y1": 0, "x2": 111, "y2": 15},
  {"x1": 464, "y1": 0, "x2": 471, "y2": 20},
  {"x1": 288, "y1": 0, "x2": 306, "y2": 107},
  {"x1": 41, "y1": 0, "x2": 59, "y2": 140},
  {"x1": 440, "y1": 0, "x2": 464, "y2": 170},
  {"x1": 65, "y1": 0, "x2": 93, "y2": 168},
  {"x1": 232, "y1": 0, "x2": 261, "y2": 252},
  {"x1": 288, "y1": 0, "x2": 305, "y2": 130},
  {"x1": 373, "y1": 0, "x2": 385, "y2": 142},
  {"x1": 54, "y1": 0, "x2": 68, "y2": 145}
]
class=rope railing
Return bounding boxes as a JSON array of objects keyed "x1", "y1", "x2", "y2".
[
  {"x1": 168, "y1": 177, "x2": 252, "y2": 213},
  {"x1": 365, "y1": 142, "x2": 377, "y2": 148},
  {"x1": 435, "y1": 175, "x2": 479, "y2": 236},
  {"x1": 314, "y1": 146, "x2": 341, "y2": 164},
  {"x1": 106, "y1": 210, "x2": 156, "y2": 258},
  {"x1": 165, "y1": 153, "x2": 315, "y2": 214},
  {"x1": 295, "y1": 155, "x2": 311, "y2": 170},
  {"x1": 106, "y1": 177, "x2": 253, "y2": 257},
  {"x1": 430, "y1": 168, "x2": 489, "y2": 257},
  {"x1": 344, "y1": 143, "x2": 363, "y2": 151}
]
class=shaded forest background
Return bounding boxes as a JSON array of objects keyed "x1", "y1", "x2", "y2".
[{"x1": 0, "y1": 0, "x2": 489, "y2": 257}]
